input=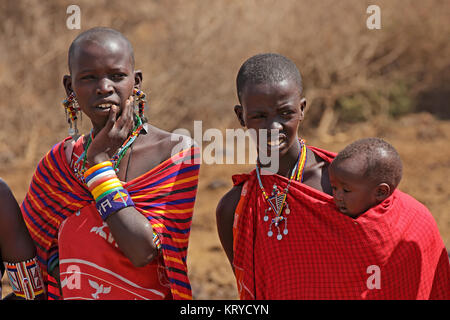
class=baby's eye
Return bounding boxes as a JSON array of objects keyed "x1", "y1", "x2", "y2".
[
  {"x1": 343, "y1": 188, "x2": 351, "y2": 193},
  {"x1": 80, "y1": 74, "x2": 96, "y2": 80},
  {"x1": 252, "y1": 114, "x2": 266, "y2": 119}
]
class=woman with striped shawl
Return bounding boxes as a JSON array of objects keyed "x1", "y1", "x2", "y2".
[{"x1": 21, "y1": 27, "x2": 200, "y2": 300}]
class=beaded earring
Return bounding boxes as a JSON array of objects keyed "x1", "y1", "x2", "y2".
[
  {"x1": 133, "y1": 88, "x2": 147, "y2": 120},
  {"x1": 62, "y1": 92, "x2": 81, "y2": 138}
]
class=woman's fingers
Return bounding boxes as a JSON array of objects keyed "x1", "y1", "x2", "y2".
[
  {"x1": 105, "y1": 105, "x2": 119, "y2": 130},
  {"x1": 87, "y1": 97, "x2": 136, "y2": 165},
  {"x1": 116, "y1": 96, "x2": 134, "y2": 129}
]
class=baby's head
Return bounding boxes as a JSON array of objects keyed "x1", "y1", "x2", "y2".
[{"x1": 329, "y1": 138, "x2": 403, "y2": 218}]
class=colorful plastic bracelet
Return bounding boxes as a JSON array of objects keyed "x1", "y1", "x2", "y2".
[
  {"x1": 86, "y1": 171, "x2": 118, "y2": 190},
  {"x1": 91, "y1": 180, "x2": 123, "y2": 200},
  {"x1": 84, "y1": 161, "x2": 135, "y2": 220},
  {"x1": 84, "y1": 160, "x2": 113, "y2": 178}
]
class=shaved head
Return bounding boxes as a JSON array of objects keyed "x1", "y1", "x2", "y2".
[
  {"x1": 236, "y1": 53, "x2": 303, "y2": 103},
  {"x1": 68, "y1": 27, "x2": 135, "y2": 73}
]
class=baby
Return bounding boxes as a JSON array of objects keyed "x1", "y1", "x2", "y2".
[{"x1": 329, "y1": 137, "x2": 403, "y2": 218}]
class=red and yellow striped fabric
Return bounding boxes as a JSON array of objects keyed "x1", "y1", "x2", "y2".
[{"x1": 21, "y1": 137, "x2": 200, "y2": 300}]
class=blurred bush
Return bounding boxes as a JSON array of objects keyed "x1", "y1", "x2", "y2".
[{"x1": 0, "y1": 0, "x2": 449, "y2": 169}]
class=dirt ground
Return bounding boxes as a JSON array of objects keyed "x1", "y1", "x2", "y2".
[{"x1": 1, "y1": 112, "x2": 449, "y2": 299}]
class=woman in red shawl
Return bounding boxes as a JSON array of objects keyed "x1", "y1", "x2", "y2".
[{"x1": 216, "y1": 53, "x2": 449, "y2": 300}]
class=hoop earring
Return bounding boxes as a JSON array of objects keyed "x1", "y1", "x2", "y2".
[
  {"x1": 133, "y1": 88, "x2": 147, "y2": 120},
  {"x1": 62, "y1": 92, "x2": 81, "y2": 138}
]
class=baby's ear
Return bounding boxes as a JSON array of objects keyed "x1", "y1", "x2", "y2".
[
  {"x1": 234, "y1": 105, "x2": 246, "y2": 127},
  {"x1": 375, "y1": 183, "x2": 391, "y2": 202}
]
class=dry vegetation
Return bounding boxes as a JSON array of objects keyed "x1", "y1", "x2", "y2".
[{"x1": 1, "y1": 0, "x2": 449, "y2": 299}]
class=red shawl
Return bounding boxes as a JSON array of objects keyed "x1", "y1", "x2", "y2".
[
  {"x1": 232, "y1": 147, "x2": 450, "y2": 299},
  {"x1": 21, "y1": 137, "x2": 200, "y2": 300}
]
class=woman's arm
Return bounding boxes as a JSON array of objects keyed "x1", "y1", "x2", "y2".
[
  {"x1": 0, "y1": 179, "x2": 36, "y2": 263},
  {"x1": 216, "y1": 185, "x2": 242, "y2": 270},
  {"x1": 0, "y1": 178, "x2": 45, "y2": 299},
  {"x1": 85, "y1": 102, "x2": 158, "y2": 267}
]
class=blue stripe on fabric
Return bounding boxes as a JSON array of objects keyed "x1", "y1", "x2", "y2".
[
  {"x1": 29, "y1": 184, "x2": 67, "y2": 220},
  {"x1": 162, "y1": 244, "x2": 188, "y2": 252},
  {"x1": 22, "y1": 199, "x2": 57, "y2": 238},
  {"x1": 49, "y1": 146, "x2": 75, "y2": 188},
  {"x1": 129, "y1": 165, "x2": 199, "y2": 194},
  {"x1": 170, "y1": 278, "x2": 192, "y2": 290},
  {"x1": 141, "y1": 197, "x2": 196, "y2": 210},
  {"x1": 37, "y1": 161, "x2": 87, "y2": 202}
]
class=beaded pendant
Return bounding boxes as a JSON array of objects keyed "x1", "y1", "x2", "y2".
[
  {"x1": 256, "y1": 139, "x2": 307, "y2": 241},
  {"x1": 263, "y1": 184, "x2": 291, "y2": 240}
]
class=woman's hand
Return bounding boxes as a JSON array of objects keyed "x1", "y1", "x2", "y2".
[{"x1": 87, "y1": 96, "x2": 134, "y2": 165}]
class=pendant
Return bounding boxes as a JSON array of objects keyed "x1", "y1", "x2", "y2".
[{"x1": 264, "y1": 184, "x2": 290, "y2": 240}]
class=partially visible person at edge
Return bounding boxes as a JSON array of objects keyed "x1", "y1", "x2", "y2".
[
  {"x1": 216, "y1": 53, "x2": 450, "y2": 299},
  {"x1": 20, "y1": 27, "x2": 200, "y2": 300},
  {"x1": 0, "y1": 179, "x2": 45, "y2": 300}
]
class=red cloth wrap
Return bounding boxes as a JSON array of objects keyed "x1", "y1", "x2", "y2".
[{"x1": 232, "y1": 147, "x2": 450, "y2": 299}]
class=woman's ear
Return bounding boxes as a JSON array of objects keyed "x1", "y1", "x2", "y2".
[
  {"x1": 375, "y1": 183, "x2": 391, "y2": 202},
  {"x1": 234, "y1": 105, "x2": 246, "y2": 127},
  {"x1": 299, "y1": 97, "x2": 306, "y2": 120},
  {"x1": 134, "y1": 70, "x2": 143, "y2": 89},
  {"x1": 63, "y1": 75, "x2": 73, "y2": 97}
]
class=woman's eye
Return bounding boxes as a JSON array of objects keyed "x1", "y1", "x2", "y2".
[
  {"x1": 111, "y1": 73, "x2": 126, "y2": 81},
  {"x1": 343, "y1": 189, "x2": 351, "y2": 193}
]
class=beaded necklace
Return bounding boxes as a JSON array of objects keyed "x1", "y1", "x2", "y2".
[
  {"x1": 73, "y1": 115, "x2": 144, "y2": 183},
  {"x1": 255, "y1": 139, "x2": 307, "y2": 240}
]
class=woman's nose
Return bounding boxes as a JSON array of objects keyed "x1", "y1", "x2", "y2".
[
  {"x1": 269, "y1": 119, "x2": 283, "y2": 131},
  {"x1": 96, "y1": 78, "x2": 114, "y2": 95}
]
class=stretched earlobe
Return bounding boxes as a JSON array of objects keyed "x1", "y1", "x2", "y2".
[
  {"x1": 134, "y1": 70, "x2": 143, "y2": 89},
  {"x1": 63, "y1": 75, "x2": 73, "y2": 97},
  {"x1": 234, "y1": 105, "x2": 246, "y2": 127}
]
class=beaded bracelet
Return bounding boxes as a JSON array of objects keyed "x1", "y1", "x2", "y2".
[
  {"x1": 85, "y1": 162, "x2": 162, "y2": 251},
  {"x1": 153, "y1": 230, "x2": 162, "y2": 250},
  {"x1": 84, "y1": 161, "x2": 134, "y2": 221},
  {"x1": 4, "y1": 257, "x2": 46, "y2": 299}
]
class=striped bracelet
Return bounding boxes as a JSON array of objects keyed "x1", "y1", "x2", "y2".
[
  {"x1": 84, "y1": 161, "x2": 135, "y2": 221},
  {"x1": 4, "y1": 257, "x2": 46, "y2": 299},
  {"x1": 153, "y1": 230, "x2": 162, "y2": 250}
]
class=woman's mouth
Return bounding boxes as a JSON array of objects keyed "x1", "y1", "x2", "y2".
[
  {"x1": 95, "y1": 103, "x2": 118, "y2": 112},
  {"x1": 267, "y1": 135, "x2": 286, "y2": 148}
]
